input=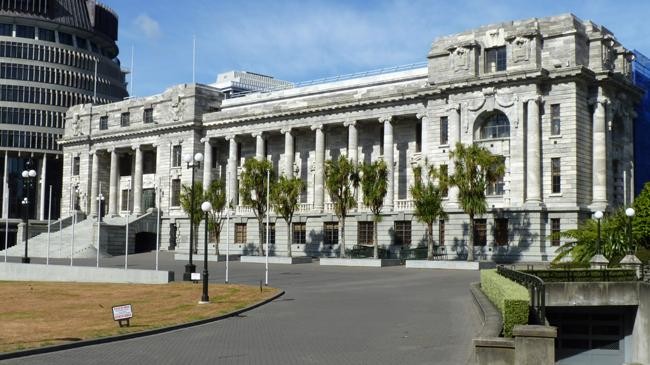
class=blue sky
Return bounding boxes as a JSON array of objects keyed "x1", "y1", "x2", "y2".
[{"x1": 108, "y1": 0, "x2": 650, "y2": 97}]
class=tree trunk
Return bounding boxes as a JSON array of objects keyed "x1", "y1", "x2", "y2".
[
  {"x1": 193, "y1": 224, "x2": 199, "y2": 254},
  {"x1": 427, "y1": 222, "x2": 434, "y2": 260},
  {"x1": 468, "y1": 213, "x2": 475, "y2": 261},
  {"x1": 286, "y1": 220, "x2": 292, "y2": 257},
  {"x1": 340, "y1": 217, "x2": 346, "y2": 258},
  {"x1": 373, "y1": 216, "x2": 379, "y2": 259},
  {"x1": 214, "y1": 227, "x2": 220, "y2": 256},
  {"x1": 257, "y1": 216, "x2": 265, "y2": 256}
]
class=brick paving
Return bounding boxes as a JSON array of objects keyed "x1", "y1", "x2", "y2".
[{"x1": 2, "y1": 252, "x2": 480, "y2": 365}]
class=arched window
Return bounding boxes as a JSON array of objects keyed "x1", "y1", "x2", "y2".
[{"x1": 476, "y1": 111, "x2": 510, "y2": 140}]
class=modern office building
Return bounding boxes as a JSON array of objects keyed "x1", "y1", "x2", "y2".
[
  {"x1": 0, "y1": 0, "x2": 128, "y2": 246},
  {"x1": 632, "y1": 50, "x2": 650, "y2": 196},
  {"x1": 44, "y1": 14, "x2": 643, "y2": 261}
]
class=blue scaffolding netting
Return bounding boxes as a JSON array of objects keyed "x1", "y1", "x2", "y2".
[{"x1": 633, "y1": 50, "x2": 650, "y2": 194}]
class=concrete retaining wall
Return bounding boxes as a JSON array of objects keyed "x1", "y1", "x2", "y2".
[
  {"x1": 0, "y1": 262, "x2": 174, "y2": 284},
  {"x1": 406, "y1": 260, "x2": 481, "y2": 270},
  {"x1": 319, "y1": 258, "x2": 401, "y2": 267},
  {"x1": 240, "y1": 256, "x2": 312, "y2": 264}
]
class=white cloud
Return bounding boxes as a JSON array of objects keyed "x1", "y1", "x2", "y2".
[{"x1": 134, "y1": 14, "x2": 162, "y2": 40}]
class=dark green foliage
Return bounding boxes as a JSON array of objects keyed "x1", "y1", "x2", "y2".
[
  {"x1": 360, "y1": 160, "x2": 388, "y2": 259},
  {"x1": 480, "y1": 269, "x2": 530, "y2": 337},
  {"x1": 270, "y1": 176, "x2": 303, "y2": 257},
  {"x1": 324, "y1": 155, "x2": 359, "y2": 257},
  {"x1": 239, "y1": 158, "x2": 274, "y2": 255},
  {"x1": 410, "y1": 161, "x2": 446, "y2": 260},
  {"x1": 204, "y1": 180, "x2": 227, "y2": 255},
  {"x1": 450, "y1": 143, "x2": 505, "y2": 261},
  {"x1": 633, "y1": 182, "x2": 650, "y2": 249}
]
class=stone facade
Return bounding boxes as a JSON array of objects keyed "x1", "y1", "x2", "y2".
[{"x1": 59, "y1": 14, "x2": 642, "y2": 261}]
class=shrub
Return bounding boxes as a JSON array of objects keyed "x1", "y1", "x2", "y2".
[{"x1": 480, "y1": 269, "x2": 530, "y2": 337}]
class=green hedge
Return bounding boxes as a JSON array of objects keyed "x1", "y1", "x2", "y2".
[{"x1": 480, "y1": 269, "x2": 530, "y2": 337}]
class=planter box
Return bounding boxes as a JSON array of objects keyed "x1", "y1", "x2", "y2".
[
  {"x1": 240, "y1": 256, "x2": 312, "y2": 264},
  {"x1": 319, "y1": 258, "x2": 402, "y2": 267},
  {"x1": 405, "y1": 260, "x2": 483, "y2": 270},
  {"x1": 174, "y1": 253, "x2": 240, "y2": 262}
]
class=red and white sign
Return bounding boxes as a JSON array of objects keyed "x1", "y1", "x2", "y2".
[{"x1": 112, "y1": 304, "x2": 133, "y2": 321}]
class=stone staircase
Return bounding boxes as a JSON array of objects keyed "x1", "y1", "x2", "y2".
[{"x1": 1, "y1": 210, "x2": 159, "y2": 259}]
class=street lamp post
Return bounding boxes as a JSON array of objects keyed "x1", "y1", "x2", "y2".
[
  {"x1": 96, "y1": 187, "x2": 104, "y2": 268},
  {"x1": 626, "y1": 208, "x2": 635, "y2": 253},
  {"x1": 183, "y1": 152, "x2": 203, "y2": 281},
  {"x1": 589, "y1": 210, "x2": 608, "y2": 270},
  {"x1": 21, "y1": 161, "x2": 37, "y2": 264},
  {"x1": 620, "y1": 207, "x2": 642, "y2": 279},
  {"x1": 199, "y1": 201, "x2": 212, "y2": 304}
]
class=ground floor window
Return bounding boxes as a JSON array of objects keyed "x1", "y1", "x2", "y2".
[
  {"x1": 494, "y1": 218, "x2": 508, "y2": 245},
  {"x1": 473, "y1": 219, "x2": 487, "y2": 246},
  {"x1": 235, "y1": 223, "x2": 247, "y2": 244},
  {"x1": 551, "y1": 218, "x2": 561, "y2": 246},
  {"x1": 439, "y1": 220, "x2": 445, "y2": 246},
  {"x1": 262, "y1": 223, "x2": 275, "y2": 245},
  {"x1": 143, "y1": 188, "x2": 155, "y2": 210},
  {"x1": 293, "y1": 222, "x2": 306, "y2": 244},
  {"x1": 121, "y1": 189, "x2": 130, "y2": 211},
  {"x1": 357, "y1": 221, "x2": 373, "y2": 245},
  {"x1": 171, "y1": 179, "x2": 181, "y2": 206},
  {"x1": 394, "y1": 221, "x2": 411, "y2": 245},
  {"x1": 324, "y1": 222, "x2": 338, "y2": 245}
]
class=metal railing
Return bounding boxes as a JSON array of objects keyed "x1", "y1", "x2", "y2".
[{"x1": 497, "y1": 265, "x2": 546, "y2": 325}]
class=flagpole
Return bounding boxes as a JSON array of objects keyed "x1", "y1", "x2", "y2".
[
  {"x1": 125, "y1": 187, "x2": 130, "y2": 270},
  {"x1": 4, "y1": 187, "x2": 8, "y2": 263},
  {"x1": 156, "y1": 180, "x2": 161, "y2": 271},
  {"x1": 265, "y1": 168, "x2": 269, "y2": 286},
  {"x1": 46, "y1": 185, "x2": 52, "y2": 265},
  {"x1": 225, "y1": 168, "x2": 230, "y2": 284}
]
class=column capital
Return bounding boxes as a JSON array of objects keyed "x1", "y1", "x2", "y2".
[
  {"x1": 416, "y1": 111, "x2": 429, "y2": 120},
  {"x1": 281, "y1": 127, "x2": 292, "y2": 134},
  {"x1": 311, "y1": 124, "x2": 323, "y2": 131},
  {"x1": 343, "y1": 119, "x2": 357, "y2": 127},
  {"x1": 131, "y1": 144, "x2": 140, "y2": 151},
  {"x1": 525, "y1": 95, "x2": 542, "y2": 104},
  {"x1": 200, "y1": 137, "x2": 211, "y2": 144},
  {"x1": 251, "y1": 131, "x2": 264, "y2": 138},
  {"x1": 445, "y1": 103, "x2": 461, "y2": 113},
  {"x1": 106, "y1": 147, "x2": 115, "y2": 153},
  {"x1": 378, "y1": 116, "x2": 392, "y2": 124},
  {"x1": 225, "y1": 134, "x2": 237, "y2": 141}
]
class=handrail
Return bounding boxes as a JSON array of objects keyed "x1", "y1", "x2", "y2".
[{"x1": 496, "y1": 265, "x2": 546, "y2": 325}]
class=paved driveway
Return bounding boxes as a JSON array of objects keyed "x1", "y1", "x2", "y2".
[{"x1": 2, "y1": 253, "x2": 480, "y2": 365}]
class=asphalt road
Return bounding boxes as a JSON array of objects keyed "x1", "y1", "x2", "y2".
[{"x1": 2, "y1": 252, "x2": 480, "y2": 365}]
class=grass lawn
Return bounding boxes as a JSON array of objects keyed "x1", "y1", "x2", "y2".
[{"x1": 0, "y1": 281, "x2": 279, "y2": 353}]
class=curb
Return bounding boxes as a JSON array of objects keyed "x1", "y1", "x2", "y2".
[{"x1": 0, "y1": 289, "x2": 285, "y2": 360}]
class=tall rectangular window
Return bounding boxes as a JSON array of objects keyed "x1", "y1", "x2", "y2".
[
  {"x1": 15, "y1": 25, "x2": 35, "y2": 39},
  {"x1": 440, "y1": 164, "x2": 448, "y2": 197},
  {"x1": 293, "y1": 222, "x2": 306, "y2": 244},
  {"x1": 58, "y1": 31, "x2": 73, "y2": 46},
  {"x1": 379, "y1": 127, "x2": 384, "y2": 155},
  {"x1": 172, "y1": 145, "x2": 182, "y2": 167},
  {"x1": 262, "y1": 223, "x2": 275, "y2": 245},
  {"x1": 485, "y1": 46, "x2": 506, "y2": 73},
  {"x1": 171, "y1": 179, "x2": 181, "y2": 206},
  {"x1": 121, "y1": 189, "x2": 130, "y2": 211},
  {"x1": 551, "y1": 218, "x2": 561, "y2": 246},
  {"x1": 551, "y1": 158, "x2": 561, "y2": 193},
  {"x1": 415, "y1": 120, "x2": 422, "y2": 153},
  {"x1": 72, "y1": 156, "x2": 80, "y2": 176},
  {"x1": 495, "y1": 218, "x2": 508, "y2": 246},
  {"x1": 394, "y1": 221, "x2": 412, "y2": 245},
  {"x1": 235, "y1": 223, "x2": 247, "y2": 244},
  {"x1": 550, "y1": 104, "x2": 561, "y2": 135},
  {"x1": 439, "y1": 220, "x2": 445, "y2": 246},
  {"x1": 440, "y1": 116, "x2": 448, "y2": 145},
  {"x1": 473, "y1": 219, "x2": 487, "y2": 246},
  {"x1": 143, "y1": 108, "x2": 153, "y2": 123},
  {"x1": 357, "y1": 222, "x2": 374, "y2": 245},
  {"x1": 120, "y1": 112, "x2": 130, "y2": 127},
  {"x1": 324, "y1": 222, "x2": 339, "y2": 245},
  {"x1": 99, "y1": 116, "x2": 108, "y2": 130},
  {"x1": 38, "y1": 28, "x2": 55, "y2": 42}
]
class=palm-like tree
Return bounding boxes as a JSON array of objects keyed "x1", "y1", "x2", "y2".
[
  {"x1": 450, "y1": 142, "x2": 505, "y2": 261},
  {"x1": 270, "y1": 176, "x2": 303, "y2": 257},
  {"x1": 239, "y1": 158, "x2": 274, "y2": 256},
  {"x1": 324, "y1": 155, "x2": 359, "y2": 257},
  {"x1": 360, "y1": 160, "x2": 388, "y2": 259},
  {"x1": 204, "y1": 180, "x2": 227, "y2": 255},
  {"x1": 179, "y1": 182, "x2": 204, "y2": 254},
  {"x1": 410, "y1": 161, "x2": 447, "y2": 260}
]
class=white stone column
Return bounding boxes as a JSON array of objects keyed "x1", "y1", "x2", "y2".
[
  {"x1": 90, "y1": 151, "x2": 99, "y2": 217},
  {"x1": 282, "y1": 128, "x2": 294, "y2": 177},
  {"x1": 344, "y1": 120, "x2": 358, "y2": 165},
  {"x1": 380, "y1": 116, "x2": 394, "y2": 210},
  {"x1": 39, "y1": 154, "x2": 47, "y2": 220},
  {"x1": 153, "y1": 142, "x2": 162, "y2": 208},
  {"x1": 202, "y1": 138, "x2": 212, "y2": 190},
  {"x1": 592, "y1": 94, "x2": 608, "y2": 208},
  {"x1": 133, "y1": 145, "x2": 143, "y2": 215},
  {"x1": 446, "y1": 105, "x2": 461, "y2": 207},
  {"x1": 312, "y1": 124, "x2": 325, "y2": 211},
  {"x1": 2, "y1": 151, "x2": 8, "y2": 219},
  {"x1": 254, "y1": 132, "x2": 265, "y2": 160},
  {"x1": 227, "y1": 135, "x2": 239, "y2": 206},
  {"x1": 108, "y1": 148, "x2": 118, "y2": 216},
  {"x1": 526, "y1": 96, "x2": 542, "y2": 205}
]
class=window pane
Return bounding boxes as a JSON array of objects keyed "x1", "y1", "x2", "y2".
[
  {"x1": 480, "y1": 112, "x2": 510, "y2": 139},
  {"x1": 38, "y1": 28, "x2": 55, "y2": 42},
  {"x1": 58, "y1": 32, "x2": 73, "y2": 46},
  {"x1": 495, "y1": 218, "x2": 508, "y2": 245},
  {"x1": 551, "y1": 218, "x2": 561, "y2": 246},
  {"x1": 439, "y1": 220, "x2": 445, "y2": 246},
  {"x1": 0, "y1": 23, "x2": 12, "y2": 36},
  {"x1": 551, "y1": 158, "x2": 561, "y2": 193},
  {"x1": 143, "y1": 108, "x2": 153, "y2": 123},
  {"x1": 292, "y1": 223, "x2": 306, "y2": 244},
  {"x1": 15, "y1": 25, "x2": 35, "y2": 39},
  {"x1": 440, "y1": 116, "x2": 448, "y2": 145},
  {"x1": 235, "y1": 223, "x2": 247, "y2": 244},
  {"x1": 473, "y1": 219, "x2": 487, "y2": 246},
  {"x1": 324, "y1": 222, "x2": 338, "y2": 245},
  {"x1": 99, "y1": 116, "x2": 108, "y2": 130},
  {"x1": 551, "y1": 104, "x2": 561, "y2": 135},
  {"x1": 394, "y1": 221, "x2": 411, "y2": 245},
  {"x1": 172, "y1": 145, "x2": 182, "y2": 167},
  {"x1": 120, "y1": 112, "x2": 130, "y2": 127},
  {"x1": 357, "y1": 222, "x2": 373, "y2": 245},
  {"x1": 171, "y1": 179, "x2": 181, "y2": 206}
]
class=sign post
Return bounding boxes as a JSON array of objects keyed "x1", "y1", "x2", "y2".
[{"x1": 112, "y1": 304, "x2": 133, "y2": 327}]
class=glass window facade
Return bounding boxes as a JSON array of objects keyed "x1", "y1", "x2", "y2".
[
  {"x1": 57, "y1": 32, "x2": 73, "y2": 46},
  {"x1": 38, "y1": 28, "x2": 55, "y2": 42},
  {"x1": 15, "y1": 25, "x2": 34, "y2": 39}
]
